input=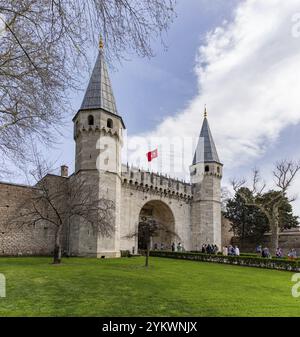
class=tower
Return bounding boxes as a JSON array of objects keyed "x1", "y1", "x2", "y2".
[
  {"x1": 190, "y1": 107, "x2": 223, "y2": 250},
  {"x1": 71, "y1": 39, "x2": 125, "y2": 257}
]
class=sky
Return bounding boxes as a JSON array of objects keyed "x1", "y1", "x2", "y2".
[{"x1": 12, "y1": 0, "x2": 300, "y2": 215}]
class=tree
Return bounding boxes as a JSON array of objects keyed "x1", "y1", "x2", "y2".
[
  {"x1": 224, "y1": 188, "x2": 298, "y2": 247},
  {"x1": 0, "y1": 0, "x2": 176, "y2": 171},
  {"x1": 231, "y1": 160, "x2": 300, "y2": 254},
  {"x1": 6, "y1": 155, "x2": 115, "y2": 264},
  {"x1": 225, "y1": 190, "x2": 269, "y2": 246},
  {"x1": 125, "y1": 217, "x2": 179, "y2": 267}
]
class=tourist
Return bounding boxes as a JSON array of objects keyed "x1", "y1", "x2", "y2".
[
  {"x1": 177, "y1": 242, "x2": 182, "y2": 252},
  {"x1": 154, "y1": 243, "x2": 158, "y2": 250},
  {"x1": 214, "y1": 244, "x2": 219, "y2": 254},
  {"x1": 201, "y1": 244, "x2": 206, "y2": 254},
  {"x1": 288, "y1": 248, "x2": 297, "y2": 260},
  {"x1": 262, "y1": 247, "x2": 271, "y2": 258},
  {"x1": 256, "y1": 245, "x2": 262, "y2": 254},
  {"x1": 234, "y1": 246, "x2": 240, "y2": 256},
  {"x1": 171, "y1": 242, "x2": 175, "y2": 252},
  {"x1": 222, "y1": 246, "x2": 228, "y2": 256},
  {"x1": 276, "y1": 247, "x2": 283, "y2": 258},
  {"x1": 228, "y1": 245, "x2": 235, "y2": 256},
  {"x1": 160, "y1": 243, "x2": 164, "y2": 251},
  {"x1": 227, "y1": 245, "x2": 232, "y2": 255}
]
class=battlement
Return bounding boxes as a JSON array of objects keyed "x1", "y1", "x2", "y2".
[{"x1": 121, "y1": 165, "x2": 192, "y2": 201}]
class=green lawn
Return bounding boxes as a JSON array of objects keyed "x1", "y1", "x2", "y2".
[{"x1": 0, "y1": 256, "x2": 299, "y2": 317}]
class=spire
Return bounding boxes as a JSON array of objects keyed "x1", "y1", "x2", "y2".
[
  {"x1": 80, "y1": 37, "x2": 118, "y2": 115},
  {"x1": 192, "y1": 111, "x2": 220, "y2": 165}
]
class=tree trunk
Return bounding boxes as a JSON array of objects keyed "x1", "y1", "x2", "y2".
[
  {"x1": 53, "y1": 225, "x2": 62, "y2": 264},
  {"x1": 145, "y1": 242, "x2": 150, "y2": 268},
  {"x1": 270, "y1": 221, "x2": 279, "y2": 256}
]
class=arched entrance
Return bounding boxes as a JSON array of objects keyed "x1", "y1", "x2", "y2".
[{"x1": 138, "y1": 200, "x2": 175, "y2": 251}]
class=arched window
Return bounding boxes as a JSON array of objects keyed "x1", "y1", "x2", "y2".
[
  {"x1": 88, "y1": 115, "x2": 94, "y2": 126},
  {"x1": 205, "y1": 165, "x2": 210, "y2": 172},
  {"x1": 217, "y1": 166, "x2": 220, "y2": 174},
  {"x1": 107, "y1": 118, "x2": 113, "y2": 128}
]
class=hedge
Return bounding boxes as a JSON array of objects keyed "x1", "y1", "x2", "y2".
[{"x1": 149, "y1": 251, "x2": 300, "y2": 272}]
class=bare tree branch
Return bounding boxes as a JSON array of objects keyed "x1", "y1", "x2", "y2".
[
  {"x1": 230, "y1": 159, "x2": 300, "y2": 254},
  {"x1": 0, "y1": 0, "x2": 176, "y2": 173}
]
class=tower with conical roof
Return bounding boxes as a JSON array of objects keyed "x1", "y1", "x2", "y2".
[
  {"x1": 71, "y1": 38, "x2": 125, "y2": 257},
  {"x1": 190, "y1": 107, "x2": 223, "y2": 250}
]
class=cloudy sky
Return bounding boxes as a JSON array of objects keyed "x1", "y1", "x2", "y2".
[{"x1": 33, "y1": 0, "x2": 300, "y2": 214}]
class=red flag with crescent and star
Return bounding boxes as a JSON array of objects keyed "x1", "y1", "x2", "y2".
[{"x1": 147, "y1": 149, "x2": 158, "y2": 162}]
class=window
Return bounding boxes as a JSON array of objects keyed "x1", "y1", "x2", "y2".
[
  {"x1": 107, "y1": 118, "x2": 113, "y2": 128},
  {"x1": 217, "y1": 166, "x2": 220, "y2": 173},
  {"x1": 205, "y1": 165, "x2": 210, "y2": 172},
  {"x1": 88, "y1": 115, "x2": 94, "y2": 126}
]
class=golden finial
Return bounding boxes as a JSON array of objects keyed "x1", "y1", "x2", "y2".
[
  {"x1": 204, "y1": 104, "x2": 207, "y2": 118},
  {"x1": 99, "y1": 36, "x2": 104, "y2": 50}
]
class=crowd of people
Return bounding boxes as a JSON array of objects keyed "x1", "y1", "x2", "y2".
[
  {"x1": 201, "y1": 244, "x2": 219, "y2": 254},
  {"x1": 222, "y1": 245, "x2": 240, "y2": 256},
  {"x1": 153, "y1": 241, "x2": 298, "y2": 259},
  {"x1": 256, "y1": 245, "x2": 298, "y2": 259},
  {"x1": 153, "y1": 242, "x2": 185, "y2": 252}
]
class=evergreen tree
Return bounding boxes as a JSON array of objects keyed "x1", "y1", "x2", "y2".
[{"x1": 225, "y1": 188, "x2": 299, "y2": 246}]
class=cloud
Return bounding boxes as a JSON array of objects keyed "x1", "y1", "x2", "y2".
[{"x1": 126, "y1": 0, "x2": 300, "y2": 182}]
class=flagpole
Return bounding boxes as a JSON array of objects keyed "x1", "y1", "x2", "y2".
[{"x1": 158, "y1": 144, "x2": 162, "y2": 174}]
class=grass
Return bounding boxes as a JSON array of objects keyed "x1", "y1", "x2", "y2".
[{"x1": 0, "y1": 256, "x2": 299, "y2": 317}]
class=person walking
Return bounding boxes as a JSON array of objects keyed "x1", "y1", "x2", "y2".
[
  {"x1": 234, "y1": 246, "x2": 240, "y2": 256},
  {"x1": 288, "y1": 248, "x2": 297, "y2": 260},
  {"x1": 256, "y1": 245, "x2": 262, "y2": 254},
  {"x1": 276, "y1": 247, "x2": 283, "y2": 258},
  {"x1": 222, "y1": 246, "x2": 228, "y2": 256}
]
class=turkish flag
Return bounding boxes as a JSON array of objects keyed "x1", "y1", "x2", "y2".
[{"x1": 147, "y1": 149, "x2": 158, "y2": 162}]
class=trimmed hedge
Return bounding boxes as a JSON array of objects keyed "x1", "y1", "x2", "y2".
[
  {"x1": 120, "y1": 250, "x2": 131, "y2": 257},
  {"x1": 149, "y1": 251, "x2": 300, "y2": 272}
]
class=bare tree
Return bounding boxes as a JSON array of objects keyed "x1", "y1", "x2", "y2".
[
  {"x1": 125, "y1": 217, "x2": 179, "y2": 267},
  {"x1": 6, "y1": 155, "x2": 115, "y2": 264},
  {"x1": 231, "y1": 160, "x2": 300, "y2": 254},
  {"x1": 0, "y1": 0, "x2": 176, "y2": 171}
]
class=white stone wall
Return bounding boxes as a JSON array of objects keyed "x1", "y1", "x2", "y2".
[{"x1": 119, "y1": 181, "x2": 192, "y2": 252}]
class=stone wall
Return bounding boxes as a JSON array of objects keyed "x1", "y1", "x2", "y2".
[
  {"x1": 232, "y1": 228, "x2": 300, "y2": 255},
  {"x1": 0, "y1": 182, "x2": 55, "y2": 256}
]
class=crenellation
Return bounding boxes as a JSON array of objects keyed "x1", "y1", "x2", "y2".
[{"x1": 121, "y1": 165, "x2": 192, "y2": 198}]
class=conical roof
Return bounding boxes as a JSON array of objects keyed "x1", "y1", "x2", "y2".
[
  {"x1": 80, "y1": 49, "x2": 118, "y2": 114},
  {"x1": 193, "y1": 116, "x2": 220, "y2": 165}
]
